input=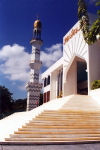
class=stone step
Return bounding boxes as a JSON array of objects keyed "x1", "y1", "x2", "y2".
[
  {"x1": 5, "y1": 137, "x2": 100, "y2": 142},
  {"x1": 34, "y1": 115, "x2": 100, "y2": 119},
  {"x1": 26, "y1": 120, "x2": 100, "y2": 125},
  {"x1": 32, "y1": 120, "x2": 100, "y2": 123},
  {"x1": 42, "y1": 110, "x2": 99, "y2": 112},
  {"x1": 37, "y1": 114, "x2": 100, "y2": 117},
  {"x1": 17, "y1": 128, "x2": 100, "y2": 133},
  {"x1": 42, "y1": 111, "x2": 100, "y2": 113},
  {"x1": 39, "y1": 112, "x2": 95, "y2": 114},
  {"x1": 9, "y1": 133, "x2": 100, "y2": 138},
  {"x1": 32, "y1": 118, "x2": 100, "y2": 121},
  {"x1": 43, "y1": 110, "x2": 100, "y2": 113},
  {"x1": 29, "y1": 118, "x2": 100, "y2": 123},
  {"x1": 36, "y1": 116, "x2": 100, "y2": 119},
  {"x1": 21, "y1": 125, "x2": 100, "y2": 129},
  {"x1": 14, "y1": 130, "x2": 100, "y2": 135},
  {"x1": 39, "y1": 114, "x2": 100, "y2": 117},
  {"x1": 25, "y1": 121, "x2": 100, "y2": 127},
  {"x1": 37, "y1": 113, "x2": 100, "y2": 115}
]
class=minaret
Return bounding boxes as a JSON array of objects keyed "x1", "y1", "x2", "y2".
[{"x1": 26, "y1": 19, "x2": 43, "y2": 111}]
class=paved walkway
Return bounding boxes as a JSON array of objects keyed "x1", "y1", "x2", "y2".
[
  {"x1": 62, "y1": 95, "x2": 100, "y2": 111},
  {"x1": 1, "y1": 143, "x2": 100, "y2": 150}
]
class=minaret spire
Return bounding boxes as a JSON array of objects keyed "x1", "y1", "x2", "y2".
[
  {"x1": 26, "y1": 18, "x2": 43, "y2": 111},
  {"x1": 33, "y1": 18, "x2": 42, "y2": 40}
]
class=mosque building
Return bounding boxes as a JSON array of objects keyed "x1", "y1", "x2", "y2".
[{"x1": 41, "y1": 21, "x2": 100, "y2": 103}]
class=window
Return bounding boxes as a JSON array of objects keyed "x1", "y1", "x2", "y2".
[
  {"x1": 44, "y1": 78, "x2": 46, "y2": 87},
  {"x1": 47, "y1": 91, "x2": 50, "y2": 102},
  {"x1": 57, "y1": 70, "x2": 63, "y2": 98},
  {"x1": 44, "y1": 75, "x2": 50, "y2": 87},
  {"x1": 43, "y1": 91, "x2": 50, "y2": 103},
  {"x1": 47, "y1": 75, "x2": 50, "y2": 85},
  {"x1": 43, "y1": 93, "x2": 46, "y2": 103}
]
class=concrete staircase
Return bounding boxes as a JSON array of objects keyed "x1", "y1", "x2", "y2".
[{"x1": 5, "y1": 95, "x2": 100, "y2": 143}]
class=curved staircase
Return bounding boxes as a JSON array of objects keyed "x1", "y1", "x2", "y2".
[{"x1": 4, "y1": 95, "x2": 100, "y2": 143}]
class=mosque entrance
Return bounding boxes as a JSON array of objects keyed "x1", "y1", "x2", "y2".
[
  {"x1": 77, "y1": 61, "x2": 88, "y2": 95},
  {"x1": 64, "y1": 57, "x2": 88, "y2": 97}
]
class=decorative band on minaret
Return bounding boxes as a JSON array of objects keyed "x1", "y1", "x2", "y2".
[{"x1": 26, "y1": 19, "x2": 43, "y2": 111}]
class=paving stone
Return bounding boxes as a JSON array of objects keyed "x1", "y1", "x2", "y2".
[{"x1": 0, "y1": 145, "x2": 3, "y2": 150}]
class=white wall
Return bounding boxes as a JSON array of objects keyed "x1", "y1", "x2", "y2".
[
  {"x1": 43, "y1": 85, "x2": 50, "y2": 93},
  {"x1": 63, "y1": 59, "x2": 77, "y2": 96},
  {"x1": 50, "y1": 71, "x2": 58, "y2": 100},
  {"x1": 88, "y1": 40, "x2": 100, "y2": 92}
]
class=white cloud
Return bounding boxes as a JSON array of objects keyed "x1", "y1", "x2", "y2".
[
  {"x1": 0, "y1": 43, "x2": 62, "y2": 91},
  {"x1": 0, "y1": 44, "x2": 30, "y2": 82},
  {"x1": 41, "y1": 43, "x2": 63, "y2": 68}
]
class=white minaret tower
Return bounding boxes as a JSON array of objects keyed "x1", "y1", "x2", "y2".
[{"x1": 26, "y1": 19, "x2": 43, "y2": 111}]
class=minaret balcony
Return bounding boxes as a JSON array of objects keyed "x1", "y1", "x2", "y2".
[
  {"x1": 30, "y1": 39, "x2": 43, "y2": 46},
  {"x1": 29, "y1": 60, "x2": 42, "y2": 70}
]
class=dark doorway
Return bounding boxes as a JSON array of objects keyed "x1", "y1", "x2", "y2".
[{"x1": 77, "y1": 61, "x2": 88, "y2": 95}]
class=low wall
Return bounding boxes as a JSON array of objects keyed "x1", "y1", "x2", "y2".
[{"x1": 89, "y1": 88, "x2": 100, "y2": 104}]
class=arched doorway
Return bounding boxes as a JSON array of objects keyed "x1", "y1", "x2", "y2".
[{"x1": 64, "y1": 56, "x2": 88, "y2": 96}]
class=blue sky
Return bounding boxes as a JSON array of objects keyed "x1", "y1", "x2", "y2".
[{"x1": 0, "y1": 0, "x2": 98, "y2": 99}]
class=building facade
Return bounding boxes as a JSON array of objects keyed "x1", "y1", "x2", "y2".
[{"x1": 42, "y1": 22, "x2": 100, "y2": 103}]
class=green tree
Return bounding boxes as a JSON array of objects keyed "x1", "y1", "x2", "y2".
[
  {"x1": 12, "y1": 98, "x2": 27, "y2": 112},
  {"x1": 0, "y1": 85, "x2": 13, "y2": 114},
  {"x1": 78, "y1": 0, "x2": 100, "y2": 44}
]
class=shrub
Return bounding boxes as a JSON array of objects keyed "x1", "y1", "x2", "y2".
[{"x1": 91, "y1": 80, "x2": 100, "y2": 90}]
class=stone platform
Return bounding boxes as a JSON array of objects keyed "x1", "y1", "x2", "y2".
[{"x1": 1, "y1": 95, "x2": 100, "y2": 148}]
